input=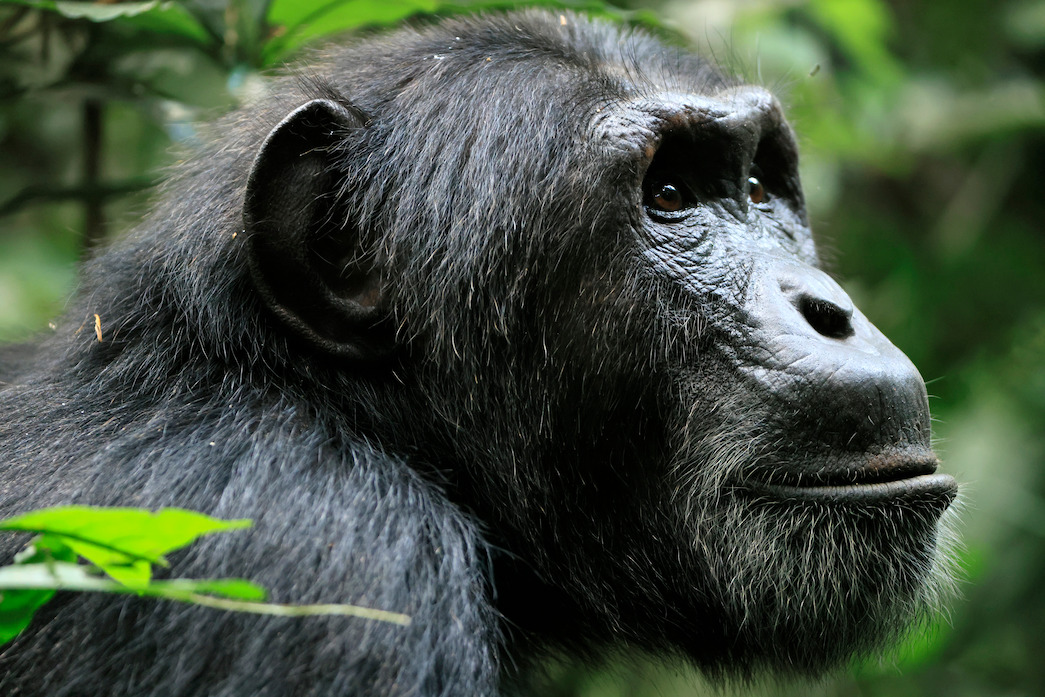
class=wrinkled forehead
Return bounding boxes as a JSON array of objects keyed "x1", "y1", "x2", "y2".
[
  {"x1": 589, "y1": 86, "x2": 790, "y2": 162},
  {"x1": 531, "y1": 30, "x2": 785, "y2": 157}
]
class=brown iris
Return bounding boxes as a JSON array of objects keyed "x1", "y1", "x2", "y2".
[
  {"x1": 748, "y1": 176, "x2": 765, "y2": 204},
  {"x1": 650, "y1": 182, "x2": 684, "y2": 212}
]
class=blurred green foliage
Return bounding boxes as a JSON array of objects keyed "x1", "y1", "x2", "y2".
[{"x1": 1, "y1": 0, "x2": 1043, "y2": 695}]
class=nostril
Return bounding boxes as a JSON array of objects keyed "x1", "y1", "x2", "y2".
[{"x1": 798, "y1": 296, "x2": 854, "y2": 340}]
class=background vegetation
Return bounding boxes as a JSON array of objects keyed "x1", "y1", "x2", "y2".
[{"x1": 1, "y1": 0, "x2": 1042, "y2": 695}]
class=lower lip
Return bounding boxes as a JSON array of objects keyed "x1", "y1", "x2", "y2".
[{"x1": 756, "y1": 473, "x2": 958, "y2": 505}]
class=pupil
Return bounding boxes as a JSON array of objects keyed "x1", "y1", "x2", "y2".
[{"x1": 655, "y1": 183, "x2": 682, "y2": 211}]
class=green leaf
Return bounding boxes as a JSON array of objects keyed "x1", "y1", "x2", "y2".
[
  {"x1": 0, "y1": 538, "x2": 70, "y2": 646},
  {"x1": 0, "y1": 507, "x2": 251, "y2": 585},
  {"x1": 266, "y1": 0, "x2": 431, "y2": 32},
  {"x1": 54, "y1": 1, "x2": 163, "y2": 22},
  {"x1": 119, "y1": 4, "x2": 214, "y2": 44},
  {"x1": 0, "y1": 561, "x2": 409, "y2": 647},
  {"x1": 58, "y1": 541, "x2": 152, "y2": 586},
  {"x1": 0, "y1": 587, "x2": 54, "y2": 646},
  {"x1": 14, "y1": 538, "x2": 77, "y2": 566},
  {"x1": 0, "y1": 562, "x2": 99, "y2": 647},
  {"x1": 0, "y1": 1, "x2": 211, "y2": 42},
  {"x1": 262, "y1": 0, "x2": 594, "y2": 65},
  {"x1": 35, "y1": 532, "x2": 158, "y2": 589},
  {"x1": 0, "y1": 566, "x2": 266, "y2": 604},
  {"x1": 807, "y1": 0, "x2": 902, "y2": 86},
  {"x1": 264, "y1": 0, "x2": 436, "y2": 64},
  {"x1": 0, "y1": 0, "x2": 53, "y2": 8},
  {"x1": 153, "y1": 577, "x2": 268, "y2": 602}
]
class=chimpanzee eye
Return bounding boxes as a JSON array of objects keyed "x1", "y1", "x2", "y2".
[
  {"x1": 648, "y1": 181, "x2": 685, "y2": 213},
  {"x1": 748, "y1": 176, "x2": 766, "y2": 204}
]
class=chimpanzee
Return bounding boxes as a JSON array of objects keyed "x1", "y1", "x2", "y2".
[{"x1": 0, "y1": 10, "x2": 958, "y2": 696}]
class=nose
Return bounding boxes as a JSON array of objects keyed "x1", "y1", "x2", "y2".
[
  {"x1": 780, "y1": 267, "x2": 855, "y2": 341},
  {"x1": 742, "y1": 257, "x2": 933, "y2": 461}
]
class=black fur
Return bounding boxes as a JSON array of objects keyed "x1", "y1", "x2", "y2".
[{"x1": 0, "y1": 11, "x2": 957, "y2": 696}]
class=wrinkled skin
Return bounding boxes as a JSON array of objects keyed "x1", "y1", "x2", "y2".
[{"x1": 0, "y1": 11, "x2": 957, "y2": 696}]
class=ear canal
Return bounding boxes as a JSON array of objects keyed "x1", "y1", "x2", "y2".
[{"x1": 244, "y1": 99, "x2": 390, "y2": 360}]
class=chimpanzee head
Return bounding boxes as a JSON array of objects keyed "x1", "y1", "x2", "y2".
[{"x1": 242, "y1": 11, "x2": 958, "y2": 678}]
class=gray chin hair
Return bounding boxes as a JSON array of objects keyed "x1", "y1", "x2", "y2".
[{"x1": 667, "y1": 396, "x2": 962, "y2": 679}]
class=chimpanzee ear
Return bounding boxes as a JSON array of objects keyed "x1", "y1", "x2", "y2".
[{"x1": 244, "y1": 99, "x2": 389, "y2": 359}]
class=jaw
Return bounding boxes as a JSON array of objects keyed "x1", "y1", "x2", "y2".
[
  {"x1": 655, "y1": 486, "x2": 959, "y2": 679},
  {"x1": 668, "y1": 460, "x2": 961, "y2": 679},
  {"x1": 657, "y1": 387, "x2": 960, "y2": 678}
]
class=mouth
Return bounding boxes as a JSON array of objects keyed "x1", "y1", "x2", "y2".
[
  {"x1": 748, "y1": 452, "x2": 958, "y2": 507},
  {"x1": 761, "y1": 473, "x2": 958, "y2": 505}
]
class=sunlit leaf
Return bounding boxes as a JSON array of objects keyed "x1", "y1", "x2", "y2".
[
  {"x1": 55, "y1": 1, "x2": 163, "y2": 22},
  {"x1": 0, "y1": 507, "x2": 251, "y2": 572},
  {"x1": 120, "y1": 4, "x2": 213, "y2": 44},
  {"x1": 1, "y1": 0, "x2": 212, "y2": 40},
  {"x1": 262, "y1": 0, "x2": 595, "y2": 65},
  {"x1": 264, "y1": 0, "x2": 437, "y2": 64}
]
